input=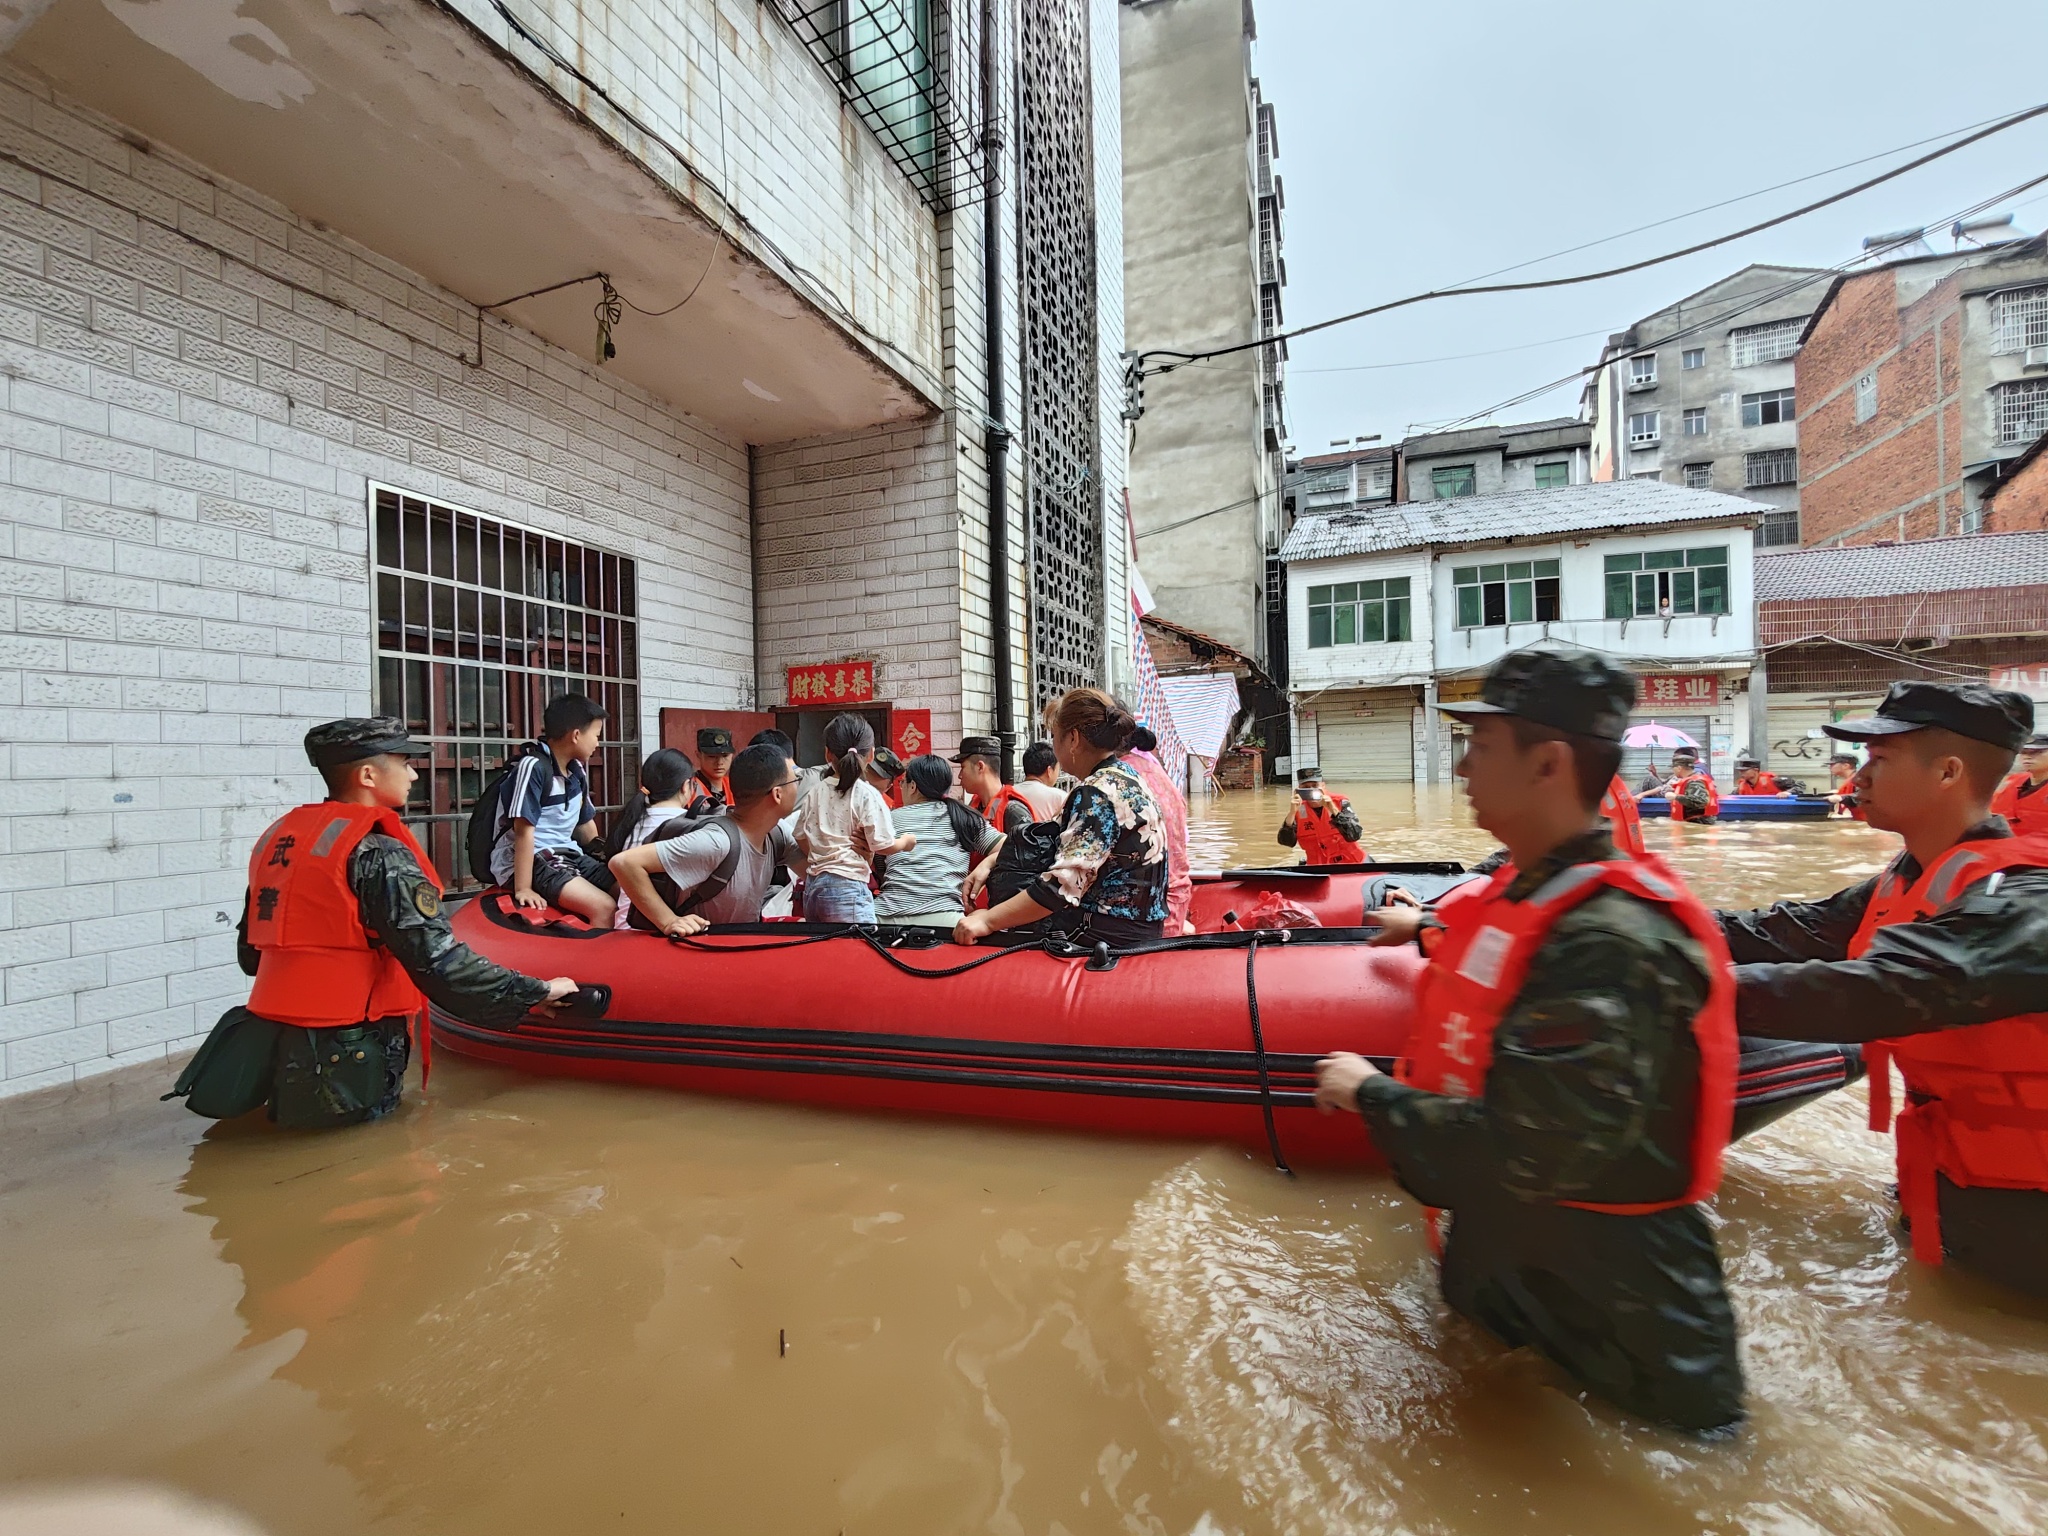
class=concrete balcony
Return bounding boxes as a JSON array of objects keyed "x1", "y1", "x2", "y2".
[{"x1": 1, "y1": 0, "x2": 943, "y2": 444}]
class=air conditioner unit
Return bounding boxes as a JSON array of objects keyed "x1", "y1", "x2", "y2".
[{"x1": 2024, "y1": 345, "x2": 2048, "y2": 370}]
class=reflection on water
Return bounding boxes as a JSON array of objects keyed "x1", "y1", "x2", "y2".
[{"x1": 2, "y1": 785, "x2": 2044, "y2": 1534}]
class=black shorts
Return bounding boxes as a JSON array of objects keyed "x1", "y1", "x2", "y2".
[{"x1": 531, "y1": 846, "x2": 616, "y2": 903}]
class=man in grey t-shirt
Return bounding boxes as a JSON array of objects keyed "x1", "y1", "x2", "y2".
[{"x1": 608, "y1": 745, "x2": 807, "y2": 936}]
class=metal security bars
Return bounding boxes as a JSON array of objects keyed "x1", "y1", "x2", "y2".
[
  {"x1": 1997, "y1": 378, "x2": 2048, "y2": 445},
  {"x1": 1991, "y1": 285, "x2": 2048, "y2": 354},
  {"x1": 1729, "y1": 318, "x2": 1804, "y2": 367},
  {"x1": 1020, "y1": 0, "x2": 1104, "y2": 710},
  {"x1": 371, "y1": 488, "x2": 641, "y2": 888},
  {"x1": 773, "y1": 0, "x2": 989, "y2": 208}
]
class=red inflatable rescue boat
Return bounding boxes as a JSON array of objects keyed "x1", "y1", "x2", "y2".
[{"x1": 433, "y1": 863, "x2": 1860, "y2": 1168}]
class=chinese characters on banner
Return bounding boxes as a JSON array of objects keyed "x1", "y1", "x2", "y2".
[
  {"x1": 1991, "y1": 664, "x2": 2048, "y2": 701},
  {"x1": 786, "y1": 660, "x2": 875, "y2": 707},
  {"x1": 1638, "y1": 673, "x2": 1719, "y2": 707},
  {"x1": 889, "y1": 709, "x2": 931, "y2": 762}
]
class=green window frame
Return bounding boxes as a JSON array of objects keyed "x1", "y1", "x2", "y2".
[
  {"x1": 1307, "y1": 577, "x2": 1412, "y2": 648},
  {"x1": 1452, "y1": 559, "x2": 1560, "y2": 628},
  {"x1": 1431, "y1": 464, "x2": 1476, "y2": 499},
  {"x1": 1532, "y1": 460, "x2": 1570, "y2": 490},
  {"x1": 1603, "y1": 546, "x2": 1730, "y2": 618}
]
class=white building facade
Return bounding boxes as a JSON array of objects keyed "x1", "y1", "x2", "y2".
[
  {"x1": 1281, "y1": 481, "x2": 1766, "y2": 787},
  {"x1": 0, "y1": 0, "x2": 1127, "y2": 1095}
]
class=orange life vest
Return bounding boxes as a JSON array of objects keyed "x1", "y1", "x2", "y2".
[
  {"x1": 1736, "y1": 771, "x2": 1786, "y2": 796},
  {"x1": 693, "y1": 772, "x2": 731, "y2": 809},
  {"x1": 1398, "y1": 850, "x2": 1737, "y2": 1230},
  {"x1": 1664, "y1": 770, "x2": 1721, "y2": 821},
  {"x1": 1852, "y1": 832, "x2": 2048, "y2": 1264},
  {"x1": 983, "y1": 784, "x2": 1042, "y2": 830},
  {"x1": 1991, "y1": 771, "x2": 2047, "y2": 837},
  {"x1": 1294, "y1": 797, "x2": 1365, "y2": 863},
  {"x1": 244, "y1": 802, "x2": 439, "y2": 1029},
  {"x1": 1601, "y1": 776, "x2": 1647, "y2": 856}
]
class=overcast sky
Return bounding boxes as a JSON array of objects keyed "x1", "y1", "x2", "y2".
[{"x1": 1245, "y1": 1, "x2": 2048, "y2": 452}]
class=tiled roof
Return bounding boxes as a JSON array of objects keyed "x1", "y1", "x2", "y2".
[
  {"x1": 1755, "y1": 531, "x2": 2048, "y2": 600},
  {"x1": 1279, "y1": 480, "x2": 1768, "y2": 563}
]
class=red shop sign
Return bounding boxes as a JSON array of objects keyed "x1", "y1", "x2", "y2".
[
  {"x1": 787, "y1": 659, "x2": 875, "y2": 706},
  {"x1": 1638, "y1": 672, "x2": 1718, "y2": 707}
]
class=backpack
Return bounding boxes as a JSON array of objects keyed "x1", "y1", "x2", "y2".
[
  {"x1": 465, "y1": 748, "x2": 530, "y2": 888},
  {"x1": 985, "y1": 817, "x2": 1065, "y2": 907},
  {"x1": 625, "y1": 814, "x2": 787, "y2": 932}
]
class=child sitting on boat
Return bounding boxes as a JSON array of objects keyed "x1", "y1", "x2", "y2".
[{"x1": 875, "y1": 755, "x2": 1003, "y2": 928}]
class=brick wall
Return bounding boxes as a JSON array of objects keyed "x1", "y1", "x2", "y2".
[
  {"x1": 1986, "y1": 447, "x2": 2048, "y2": 533},
  {"x1": 0, "y1": 69, "x2": 753, "y2": 1096},
  {"x1": 1760, "y1": 587, "x2": 2048, "y2": 646},
  {"x1": 1798, "y1": 267, "x2": 1974, "y2": 544},
  {"x1": 751, "y1": 417, "x2": 966, "y2": 752}
]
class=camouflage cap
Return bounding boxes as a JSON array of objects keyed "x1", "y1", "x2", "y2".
[
  {"x1": 1438, "y1": 647, "x2": 1638, "y2": 743},
  {"x1": 304, "y1": 716, "x2": 428, "y2": 768}
]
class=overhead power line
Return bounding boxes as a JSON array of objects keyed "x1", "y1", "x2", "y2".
[{"x1": 1123, "y1": 100, "x2": 2048, "y2": 400}]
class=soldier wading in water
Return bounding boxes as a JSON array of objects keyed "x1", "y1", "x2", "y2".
[
  {"x1": 167, "y1": 718, "x2": 578, "y2": 1129},
  {"x1": 1316, "y1": 648, "x2": 1744, "y2": 1435}
]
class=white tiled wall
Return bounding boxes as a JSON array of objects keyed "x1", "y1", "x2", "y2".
[{"x1": 0, "y1": 70, "x2": 752, "y2": 1094}]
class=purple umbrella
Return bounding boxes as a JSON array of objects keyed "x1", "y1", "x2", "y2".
[{"x1": 1622, "y1": 722, "x2": 1700, "y2": 750}]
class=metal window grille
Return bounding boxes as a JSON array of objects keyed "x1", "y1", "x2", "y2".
[
  {"x1": 1361, "y1": 462, "x2": 1393, "y2": 498},
  {"x1": 1991, "y1": 286, "x2": 2048, "y2": 354},
  {"x1": 1682, "y1": 407, "x2": 1707, "y2": 435},
  {"x1": 1741, "y1": 388, "x2": 1796, "y2": 427},
  {"x1": 1729, "y1": 318, "x2": 1804, "y2": 366},
  {"x1": 1628, "y1": 410, "x2": 1660, "y2": 444},
  {"x1": 1628, "y1": 354, "x2": 1657, "y2": 385},
  {"x1": 1020, "y1": 0, "x2": 1104, "y2": 710},
  {"x1": 1996, "y1": 379, "x2": 2048, "y2": 445},
  {"x1": 773, "y1": 0, "x2": 989, "y2": 208},
  {"x1": 1683, "y1": 462, "x2": 1711, "y2": 490},
  {"x1": 1756, "y1": 508, "x2": 1801, "y2": 548},
  {"x1": 1745, "y1": 447, "x2": 1798, "y2": 487},
  {"x1": 1261, "y1": 285, "x2": 1283, "y2": 334},
  {"x1": 371, "y1": 488, "x2": 640, "y2": 889}
]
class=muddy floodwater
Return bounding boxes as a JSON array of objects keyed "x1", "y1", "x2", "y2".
[{"x1": 5, "y1": 786, "x2": 2047, "y2": 1534}]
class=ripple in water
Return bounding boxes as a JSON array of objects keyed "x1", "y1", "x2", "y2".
[{"x1": 1122, "y1": 1095, "x2": 2048, "y2": 1535}]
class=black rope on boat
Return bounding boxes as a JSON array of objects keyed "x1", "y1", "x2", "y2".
[
  {"x1": 1244, "y1": 933, "x2": 1293, "y2": 1175},
  {"x1": 667, "y1": 927, "x2": 858, "y2": 953}
]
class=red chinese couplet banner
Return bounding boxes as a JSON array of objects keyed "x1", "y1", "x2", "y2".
[
  {"x1": 786, "y1": 660, "x2": 874, "y2": 707},
  {"x1": 1991, "y1": 664, "x2": 2048, "y2": 701},
  {"x1": 888, "y1": 709, "x2": 931, "y2": 761},
  {"x1": 1637, "y1": 672, "x2": 1718, "y2": 707}
]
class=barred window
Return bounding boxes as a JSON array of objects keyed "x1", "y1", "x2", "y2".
[
  {"x1": 1360, "y1": 461, "x2": 1394, "y2": 499},
  {"x1": 372, "y1": 488, "x2": 640, "y2": 886},
  {"x1": 1729, "y1": 318, "x2": 1804, "y2": 367},
  {"x1": 1991, "y1": 285, "x2": 2048, "y2": 354},
  {"x1": 1683, "y1": 462, "x2": 1712, "y2": 489},
  {"x1": 1757, "y1": 509, "x2": 1801, "y2": 548},
  {"x1": 1996, "y1": 379, "x2": 2048, "y2": 445},
  {"x1": 1300, "y1": 466, "x2": 1350, "y2": 508},
  {"x1": 1745, "y1": 447, "x2": 1798, "y2": 487}
]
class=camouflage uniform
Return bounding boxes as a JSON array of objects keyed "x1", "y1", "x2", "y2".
[
  {"x1": 234, "y1": 832, "x2": 549, "y2": 1116},
  {"x1": 1723, "y1": 815, "x2": 2048, "y2": 1294},
  {"x1": 1358, "y1": 825, "x2": 1743, "y2": 1433}
]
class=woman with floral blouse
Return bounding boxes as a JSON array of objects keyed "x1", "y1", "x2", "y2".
[{"x1": 951, "y1": 688, "x2": 1168, "y2": 948}]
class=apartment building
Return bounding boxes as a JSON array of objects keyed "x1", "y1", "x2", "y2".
[
  {"x1": 0, "y1": 0, "x2": 1128, "y2": 1094},
  {"x1": 1280, "y1": 480, "x2": 1766, "y2": 786},
  {"x1": 1585, "y1": 264, "x2": 1830, "y2": 549},
  {"x1": 1120, "y1": 0, "x2": 1286, "y2": 660},
  {"x1": 1796, "y1": 233, "x2": 2048, "y2": 544}
]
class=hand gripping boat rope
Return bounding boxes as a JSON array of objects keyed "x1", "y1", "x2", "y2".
[{"x1": 1245, "y1": 933, "x2": 1293, "y2": 1175}]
